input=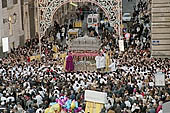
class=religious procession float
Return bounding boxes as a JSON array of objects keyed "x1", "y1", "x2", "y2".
[{"x1": 69, "y1": 35, "x2": 101, "y2": 71}]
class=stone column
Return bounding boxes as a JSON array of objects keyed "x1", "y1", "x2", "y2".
[
  {"x1": 0, "y1": 0, "x2": 2, "y2": 46},
  {"x1": 23, "y1": 1, "x2": 31, "y2": 40},
  {"x1": 34, "y1": 0, "x2": 38, "y2": 33},
  {"x1": 0, "y1": 0, "x2": 2, "y2": 56}
]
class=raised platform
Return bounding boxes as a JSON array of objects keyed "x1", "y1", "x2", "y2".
[{"x1": 74, "y1": 61, "x2": 96, "y2": 72}]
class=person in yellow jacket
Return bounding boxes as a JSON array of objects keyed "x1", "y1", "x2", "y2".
[
  {"x1": 52, "y1": 45, "x2": 59, "y2": 53},
  {"x1": 105, "y1": 51, "x2": 110, "y2": 72},
  {"x1": 59, "y1": 52, "x2": 67, "y2": 71}
]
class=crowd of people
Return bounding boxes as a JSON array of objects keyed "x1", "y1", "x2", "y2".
[
  {"x1": 0, "y1": 40, "x2": 170, "y2": 113},
  {"x1": 97, "y1": 0, "x2": 152, "y2": 55},
  {"x1": 0, "y1": 0, "x2": 170, "y2": 113}
]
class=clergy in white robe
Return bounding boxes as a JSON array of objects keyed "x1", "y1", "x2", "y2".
[
  {"x1": 95, "y1": 55, "x2": 101, "y2": 70},
  {"x1": 100, "y1": 54, "x2": 106, "y2": 70},
  {"x1": 109, "y1": 59, "x2": 117, "y2": 72}
]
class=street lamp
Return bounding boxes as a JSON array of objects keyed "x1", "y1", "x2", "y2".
[
  {"x1": 3, "y1": 13, "x2": 17, "y2": 35},
  {"x1": 2, "y1": 13, "x2": 17, "y2": 57},
  {"x1": 3, "y1": 13, "x2": 17, "y2": 24}
]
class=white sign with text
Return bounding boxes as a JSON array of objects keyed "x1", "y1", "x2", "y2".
[
  {"x1": 155, "y1": 72, "x2": 165, "y2": 86},
  {"x1": 2, "y1": 37, "x2": 9, "y2": 52},
  {"x1": 119, "y1": 40, "x2": 124, "y2": 51},
  {"x1": 85, "y1": 90, "x2": 107, "y2": 104}
]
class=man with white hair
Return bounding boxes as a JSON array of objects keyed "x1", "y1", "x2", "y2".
[
  {"x1": 109, "y1": 59, "x2": 117, "y2": 72},
  {"x1": 36, "y1": 107, "x2": 43, "y2": 113}
]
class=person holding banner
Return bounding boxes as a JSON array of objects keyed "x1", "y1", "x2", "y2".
[{"x1": 109, "y1": 59, "x2": 117, "y2": 72}]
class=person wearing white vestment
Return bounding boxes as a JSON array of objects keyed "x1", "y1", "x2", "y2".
[
  {"x1": 57, "y1": 32, "x2": 60, "y2": 40},
  {"x1": 100, "y1": 54, "x2": 106, "y2": 72},
  {"x1": 95, "y1": 55, "x2": 101, "y2": 72},
  {"x1": 109, "y1": 59, "x2": 117, "y2": 72}
]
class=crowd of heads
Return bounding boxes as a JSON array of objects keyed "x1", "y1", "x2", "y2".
[{"x1": 1, "y1": 42, "x2": 170, "y2": 113}]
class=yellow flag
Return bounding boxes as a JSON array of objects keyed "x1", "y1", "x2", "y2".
[
  {"x1": 30, "y1": 56, "x2": 35, "y2": 61},
  {"x1": 85, "y1": 101, "x2": 103, "y2": 113},
  {"x1": 53, "y1": 45, "x2": 58, "y2": 53},
  {"x1": 36, "y1": 55, "x2": 41, "y2": 60}
]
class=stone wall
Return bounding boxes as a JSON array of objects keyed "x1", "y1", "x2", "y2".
[
  {"x1": 0, "y1": 0, "x2": 24, "y2": 54},
  {"x1": 151, "y1": 0, "x2": 170, "y2": 58}
]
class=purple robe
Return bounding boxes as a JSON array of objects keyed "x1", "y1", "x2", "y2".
[{"x1": 65, "y1": 55, "x2": 74, "y2": 71}]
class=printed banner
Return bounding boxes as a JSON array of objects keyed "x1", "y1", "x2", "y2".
[
  {"x1": 155, "y1": 72, "x2": 165, "y2": 86},
  {"x1": 119, "y1": 40, "x2": 124, "y2": 51},
  {"x1": 85, "y1": 90, "x2": 107, "y2": 104},
  {"x1": 2, "y1": 37, "x2": 9, "y2": 52}
]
